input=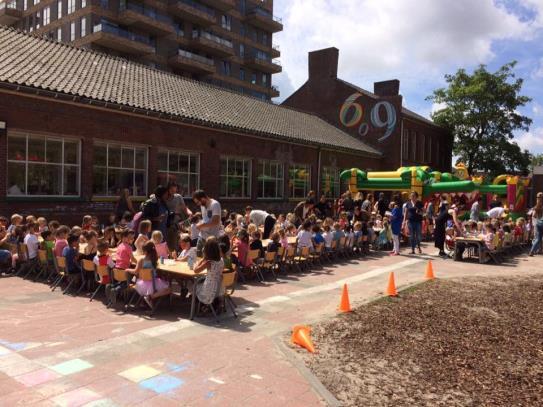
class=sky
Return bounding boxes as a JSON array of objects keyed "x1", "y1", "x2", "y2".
[{"x1": 271, "y1": 0, "x2": 543, "y2": 154}]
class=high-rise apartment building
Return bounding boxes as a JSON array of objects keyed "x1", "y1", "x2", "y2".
[{"x1": 0, "y1": 0, "x2": 282, "y2": 99}]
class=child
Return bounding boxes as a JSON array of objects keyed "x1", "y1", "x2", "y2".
[
  {"x1": 105, "y1": 213, "x2": 117, "y2": 227},
  {"x1": 233, "y1": 229, "x2": 252, "y2": 268},
  {"x1": 177, "y1": 233, "x2": 197, "y2": 266},
  {"x1": 103, "y1": 226, "x2": 118, "y2": 248},
  {"x1": 323, "y1": 224, "x2": 333, "y2": 251},
  {"x1": 276, "y1": 214, "x2": 287, "y2": 230},
  {"x1": 266, "y1": 232, "x2": 281, "y2": 253},
  {"x1": 151, "y1": 230, "x2": 170, "y2": 259},
  {"x1": 135, "y1": 220, "x2": 152, "y2": 255},
  {"x1": 63, "y1": 234, "x2": 82, "y2": 275},
  {"x1": 24, "y1": 223, "x2": 40, "y2": 262},
  {"x1": 332, "y1": 222, "x2": 344, "y2": 243},
  {"x1": 312, "y1": 225, "x2": 324, "y2": 248},
  {"x1": 41, "y1": 230, "x2": 55, "y2": 263},
  {"x1": 190, "y1": 213, "x2": 201, "y2": 247},
  {"x1": 54, "y1": 226, "x2": 70, "y2": 258},
  {"x1": 93, "y1": 240, "x2": 115, "y2": 270},
  {"x1": 115, "y1": 229, "x2": 136, "y2": 270},
  {"x1": 278, "y1": 228, "x2": 289, "y2": 249},
  {"x1": 48, "y1": 220, "x2": 60, "y2": 235},
  {"x1": 37, "y1": 217, "x2": 48, "y2": 233},
  {"x1": 218, "y1": 234, "x2": 233, "y2": 270},
  {"x1": 249, "y1": 230, "x2": 264, "y2": 258},
  {"x1": 82, "y1": 230, "x2": 98, "y2": 261},
  {"x1": 286, "y1": 224, "x2": 297, "y2": 238},
  {"x1": 129, "y1": 241, "x2": 171, "y2": 309},
  {"x1": 82, "y1": 215, "x2": 93, "y2": 231},
  {"x1": 8, "y1": 214, "x2": 23, "y2": 235},
  {"x1": 296, "y1": 221, "x2": 313, "y2": 252},
  {"x1": 192, "y1": 237, "x2": 224, "y2": 306},
  {"x1": 338, "y1": 212, "x2": 348, "y2": 229}
]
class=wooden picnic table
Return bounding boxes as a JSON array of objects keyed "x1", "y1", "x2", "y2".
[
  {"x1": 156, "y1": 259, "x2": 206, "y2": 320},
  {"x1": 454, "y1": 236, "x2": 486, "y2": 263}
]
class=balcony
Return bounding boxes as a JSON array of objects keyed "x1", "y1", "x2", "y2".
[
  {"x1": 191, "y1": 31, "x2": 234, "y2": 57},
  {"x1": 168, "y1": 49, "x2": 216, "y2": 75},
  {"x1": 244, "y1": 53, "x2": 282, "y2": 74},
  {"x1": 199, "y1": 0, "x2": 234, "y2": 11},
  {"x1": 271, "y1": 43, "x2": 280, "y2": 58},
  {"x1": 270, "y1": 84, "x2": 279, "y2": 98},
  {"x1": 245, "y1": 7, "x2": 282, "y2": 33},
  {"x1": 0, "y1": 1, "x2": 22, "y2": 26},
  {"x1": 118, "y1": 3, "x2": 176, "y2": 36},
  {"x1": 168, "y1": 0, "x2": 215, "y2": 26},
  {"x1": 83, "y1": 23, "x2": 155, "y2": 55}
]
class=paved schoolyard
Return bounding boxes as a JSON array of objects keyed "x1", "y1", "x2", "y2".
[{"x1": 0, "y1": 247, "x2": 541, "y2": 406}]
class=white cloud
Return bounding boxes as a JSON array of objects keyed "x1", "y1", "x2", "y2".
[
  {"x1": 531, "y1": 57, "x2": 543, "y2": 79},
  {"x1": 533, "y1": 102, "x2": 543, "y2": 115},
  {"x1": 515, "y1": 127, "x2": 543, "y2": 153},
  {"x1": 273, "y1": 0, "x2": 540, "y2": 99},
  {"x1": 431, "y1": 102, "x2": 448, "y2": 114}
]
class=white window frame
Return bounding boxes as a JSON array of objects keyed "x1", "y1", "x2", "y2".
[
  {"x1": 6, "y1": 132, "x2": 81, "y2": 197},
  {"x1": 289, "y1": 164, "x2": 311, "y2": 199},
  {"x1": 220, "y1": 156, "x2": 252, "y2": 199},
  {"x1": 57, "y1": 26, "x2": 62, "y2": 41},
  {"x1": 92, "y1": 142, "x2": 148, "y2": 198},
  {"x1": 70, "y1": 20, "x2": 75, "y2": 40},
  {"x1": 257, "y1": 160, "x2": 283, "y2": 199},
  {"x1": 80, "y1": 16, "x2": 86, "y2": 37},
  {"x1": 42, "y1": 6, "x2": 50, "y2": 25},
  {"x1": 157, "y1": 149, "x2": 200, "y2": 198},
  {"x1": 57, "y1": 0, "x2": 62, "y2": 18},
  {"x1": 67, "y1": 0, "x2": 75, "y2": 14},
  {"x1": 321, "y1": 166, "x2": 340, "y2": 198},
  {"x1": 81, "y1": 0, "x2": 86, "y2": 7}
]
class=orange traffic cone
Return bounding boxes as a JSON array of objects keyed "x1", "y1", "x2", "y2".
[
  {"x1": 291, "y1": 325, "x2": 316, "y2": 353},
  {"x1": 338, "y1": 284, "x2": 352, "y2": 313},
  {"x1": 425, "y1": 260, "x2": 435, "y2": 280},
  {"x1": 386, "y1": 272, "x2": 398, "y2": 297}
]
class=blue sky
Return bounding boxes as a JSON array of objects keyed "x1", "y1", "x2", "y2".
[{"x1": 272, "y1": 0, "x2": 543, "y2": 154}]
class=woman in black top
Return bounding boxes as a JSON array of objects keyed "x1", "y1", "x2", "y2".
[
  {"x1": 434, "y1": 196, "x2": 451, "y2": 257},
  {"x1": 115, "y1": 188, "x2": 135, "y2": 221}
]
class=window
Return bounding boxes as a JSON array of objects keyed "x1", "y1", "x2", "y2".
[
  {"x1": 239, "y1": 43, "x2": 245, "y2": 57},
  {"x1": 427, "y1": 136, "x2": 432, "y2": 164},
  {"x1": 35, "y1": 10, "x2": 41, "y2": 28},
  {"x1": 321, "y1": 167, "x2": 340, "y2": 198},
  {"x1": 67, "y1": 0, "x2": 75, "y2": 14},
  {"x1": 239, "y1": 68, "x2": 245, "y2": 81},
  {"x1": 221, "y1": 14, "x2": 231, "y2": 31},
  {"x1": 251, "y1": 73, "x2": 257, "y2": 85},
  {"x1": 42, "y1": 6, "x2": 50, "y2": 25},
  {"x1": 262, "y1": 32, "x2": 268, "y2": 45},
  {"x1": 262, "y1": 73, "x2": 268, "y2": 86},
  {"x1": 24, "y1": 0, "x2": 28, "y2": 11},
  {"x1": 93, "y1": 143, "x2": 148, "y2": 197},
  {"x1": 221, "y1": 60, "x2": 231, "y2": 76},
  {"x1": 410, "y1": 131, "x2": 417, "y2": 162},
  {"x1": 257, "y1": 160, "x2": 283, "y2": 199},
  {"x1": 56, "y1": 26, "x2": 62, "y2": 41},
  {"x1": 220, "y1": 157, "x2": 251, "y2": 198},
  {"x1": 70, "y1": 21, "x2": 75, "y2": 40},
  {"x1": 7, "y1": 134, "x2": 80, "y2": 197},
  {"x1": 421, "y1": 133, "x2": 426, "y2": 163},
  {"x1": 80, "y1": 16, "x2": 86, "y2": 37},
  {"x1": 289, "y1": 164, "x2": 310, "y2": 199},
  {"x1": 157, "y1": 150, "x2": 200, "y2": 197},
  {"x1": 81, "y1": 0, "x2": 86, "y2": 7},
  {"x1": 57, "y1": 0, "x2": 62, "y2": 18}
]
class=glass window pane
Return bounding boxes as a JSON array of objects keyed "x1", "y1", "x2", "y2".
[
  {"x1": 94, "y1": 144, "x2": 107, "y2": 166},
  {"x1": 178, "y1": 153, "x2": 189, "y2": 173},
  {"x1": 158, "y1": 152, "x2": 168, "y2": 171},
  {"x1": 46, "y1": 139, "x2": 62, "y2": 163},
  {"x1": 135, "y1": 148, "x2": 146, "y2": 169},
  {"x1": 64, "y1": 140, "x2": 79, "y2": 164},
  {"x1": 189, "y1": 174, "x2": 199, "y2": 195},
  {"x1": 8, "y1": 136, "x2": 27, "y2": 161},
  {"x1": 28, "y1": 137, "x2": 46, "y2": 162},
  {"x1": 220, "y1": 159, "x2": 227, "y2": 175},
  {"x1": 121, "y1": 148, "x2": 134, "y2": 169},
  {"x1": 189, "y1": 154, "x2": 198, "y2": 173},
  {"x1": 220, "y1": 176, "x2": 227, "y2": 197},
  {"x1": 7, "y1": 162, "x2": 26, "y2": 195},
  {"x1": 28, "y1": 164, "x2": 61, "y2": 195},
  {"x1": 134, "y1": 171, "x2": 146, "y2": 196},
  {"x1": 93, "y1": 167, "x2": 107, "y2": 195},
  {"x1": 107, "y1": 168, "x2": 122, "y2": 196},
  {"x1": 169, "y1": 152, "x2": 178, "y2": 172},
  {"x1": 120, "y1": 169, "x2": 134, "y2": 191},
  {"x1": 64, "y1": 166, "x2": 79, "y2": 195},
  {"x1": 157, "y1": 172, "x2": 169, "y2": 187},
  {"x1": 108, "y1": 145, "x2": 121, "y2": 167},
  {"x1": 177, "y1": 173, "x2": 189, "y2": 193}
]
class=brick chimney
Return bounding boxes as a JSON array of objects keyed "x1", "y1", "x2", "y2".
[
  {"x1": 308, "y1": 47, "x2": 339, "y2": 81},
  {"x1": 374, "y1": 80, "x2": 400, "y2": 96}
]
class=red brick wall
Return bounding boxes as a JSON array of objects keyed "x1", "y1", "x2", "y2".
[{"x1": 0, "y1": 91, "x2": 379, "y2": 223}]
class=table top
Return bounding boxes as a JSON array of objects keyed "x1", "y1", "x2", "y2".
[
  {"x1": 262, "y1": 236, "x2": 297, "y2": 247},
  {"x1": 455, "y1": 237, "x2": 484, "y2": 243},
  {"x1": 157, "y1": 259, "x2": 205, "y2": 278}
]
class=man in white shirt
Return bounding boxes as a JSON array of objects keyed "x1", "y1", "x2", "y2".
[
  {"x1": 486, "y1": 206, "x2": 506, "y2": 219},
  {"x1": 192, "y1": 190, "x2": 223, "y2": 256},
  {"x1": 245, "y1": 206, "x2": 276, "y2": 239}
]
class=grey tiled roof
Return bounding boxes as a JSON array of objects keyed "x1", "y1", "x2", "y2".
[{"x1": 0, "y1": 27, "x2": 381, "y2": 157}]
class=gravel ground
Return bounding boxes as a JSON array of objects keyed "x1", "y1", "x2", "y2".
[{"x1": 299, "y1": 276, "x2": 543, "y2": 407}]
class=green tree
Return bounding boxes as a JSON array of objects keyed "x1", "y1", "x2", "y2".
[
  {"x1": 428, "y1": 62, "x2": 532, "y2": 177},
  {"x1": 531, "y1": 153, "x2": 543, "y2": 170}
]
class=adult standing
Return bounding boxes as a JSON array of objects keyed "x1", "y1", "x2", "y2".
[
  {"x1": 342, "y1": 192, "x2": 355, "y2": 218},
  {"x1": 245, "y1": 206, "x2": 276, "y2": 239},
  {"x1": 434, "y1": 195, "x2": 451, "y2": 257},
  {"x1": 192, "y1": 190, "x2": 223, "y2": 256},
  {"x1": 470, "y1": 196, "x2": 482, "y2": 222},
  {"x1": 375, "y1": 192, "x2": 388, "y2": 217},
  {"x1": 361, "y1": 193, "x2": 374, "y2": 212},
  {"x1": 293, "y1": 199, "x2": 314, "y2": 227},
  {"x1": 529, "y1": 192, "x2": 543, "y2": 256},
  {"x1": 488, "y1": 194, "x2": 502, "y2": 209},
  {"x1": 402, "y1": 191, "x2": 424, "y2": 255},
  {"x1": 164, "y1": 182, "x2": 193, "y2": 251},
  {"x1": 142, "y1": 186, "x2": 170, "y2": 237},
  {"x1": 353, "y1": 192, "x2": 364, "y2": 209},
  {"x1": 314, "y1": 195, "x2": 331, "y2": 219},
  {"x1": 115, "y1": 188, "x2": 135, "y2": 221}
]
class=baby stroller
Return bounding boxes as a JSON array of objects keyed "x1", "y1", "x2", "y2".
[{"x1": 0, "y1": 249, "x2": 13, "y2": 276}]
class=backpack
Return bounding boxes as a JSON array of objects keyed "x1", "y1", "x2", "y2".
[{"x1": 140, "y1": 198, "x2": 159, "y2": 220}]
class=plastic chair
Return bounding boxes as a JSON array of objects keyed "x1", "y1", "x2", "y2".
[
  {"x1": 78, "y1": 259, "x2": 96, "y2": 294},
  {"x1": 90, "y1": 264, "x2": 110, "y2": 302}
]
